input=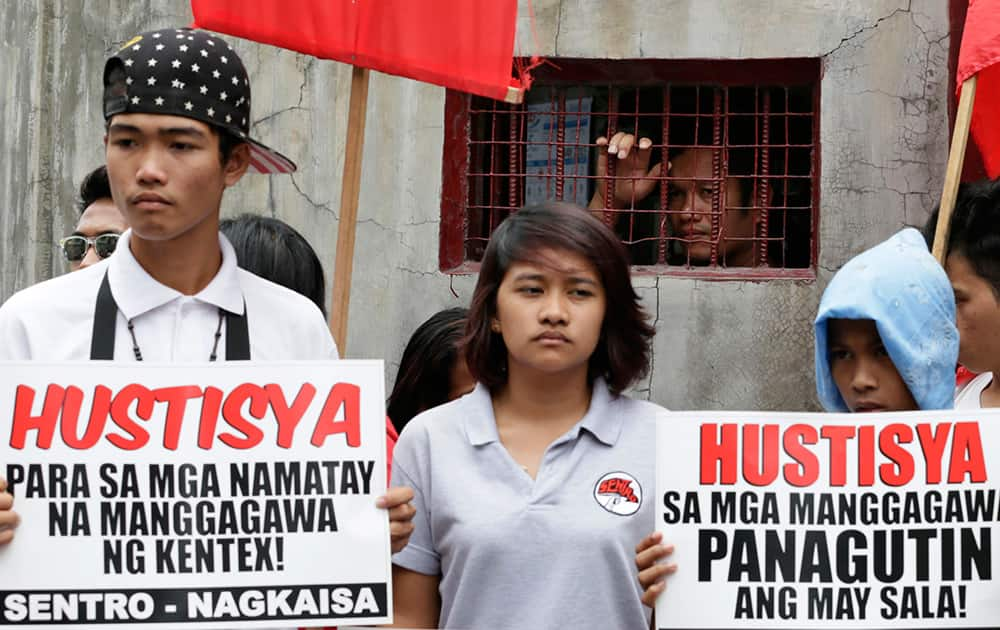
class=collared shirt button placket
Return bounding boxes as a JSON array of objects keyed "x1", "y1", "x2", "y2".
[
  {"x1": 170, "y1": 299, "x2": 188, "y2": 361},
  {"x1": 527, "y1": 438, "x2": 570, "y2": 507}
]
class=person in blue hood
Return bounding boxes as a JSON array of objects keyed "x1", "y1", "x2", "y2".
[{"x1": 814, "y1": 228, "x2": 958, "y2": 412}]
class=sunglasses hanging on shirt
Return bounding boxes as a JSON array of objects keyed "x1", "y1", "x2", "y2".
[{"x1": 59, "y1": 233, "x2": 120, "y2": 262}]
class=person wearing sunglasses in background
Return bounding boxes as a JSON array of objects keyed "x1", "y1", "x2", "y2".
[{"x1": 60, "y1": 166, "x2": 128, "y2": 271}]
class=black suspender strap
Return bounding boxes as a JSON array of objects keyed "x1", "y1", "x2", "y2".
[
  {"x1": 90, "y1": 271, "x2": 117, "y2": 360},
  {"x1": 90, "y1": 270, "x2": 251, "y2": 361},
  {"x1": 225, "y1": 304, "x2": 250, "y2": 360}
]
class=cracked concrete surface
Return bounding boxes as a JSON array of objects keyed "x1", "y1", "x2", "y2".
[
  {"x1": 2, "y1": 1, "x2": 951, "y2": 411},
  {"x1": 821, "y1": 0, "x2": 948, "y2": 268},
  {"x1": 821, "y1": 1, "x2": 914, "y2": 58}
]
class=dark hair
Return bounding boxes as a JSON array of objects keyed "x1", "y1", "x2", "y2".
[
  {"x1": 665, "y1": 90, "x2": 757, "y2": 210},
  {"x1": 465, "y1": 201, "x2": 654, "y2": 395},
  {"x1": 387, "y1": 307, "x2": 469, "y2": 432},
  {"x1": 219, "y1": 214, "x2": 327, "y2": 316},
  {"x1": 922, "y1": 178, "x2": 1000, "y2": 297},
  {"x1": 214, "y1": 126, "x2": 244, "y2": 165},
  {"x1": 77, "y1": 166, "x2": 112, "y2": 214}
]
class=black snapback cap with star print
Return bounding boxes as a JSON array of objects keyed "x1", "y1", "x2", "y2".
[{"x1": 103, "y1": 27, "x2": 295, "y2": 174}]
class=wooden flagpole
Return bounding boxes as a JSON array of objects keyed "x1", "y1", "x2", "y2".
[
  {"x1": 329, "y1": 65, "x2": 371, "y2": 355},
  {"x1": 309, "y1": 53, "x2": 369, "y2": 576},
  {"x1": 932, "y1": 75, "x2": 978, "y2": 263}
]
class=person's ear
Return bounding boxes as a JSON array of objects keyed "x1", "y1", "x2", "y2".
[{"x1": 223, "y1": 143, "x2": 251, "y2": 187}]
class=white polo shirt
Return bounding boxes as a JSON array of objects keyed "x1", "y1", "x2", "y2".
[
  {"x1": 0, "y1": 230, "x2": 338, "y2": 361},
  {"x1": 391, "y1": 379, "x2": 662, "y2": 630}
]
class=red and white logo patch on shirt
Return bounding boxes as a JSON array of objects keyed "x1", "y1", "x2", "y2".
[{"x1": 593, "y1": 471, "x2": 642, "y2": 516}]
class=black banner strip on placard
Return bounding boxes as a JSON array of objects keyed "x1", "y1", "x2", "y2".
[{"x1": 0, "y1": 582, "x2": 386, "y2": 625}]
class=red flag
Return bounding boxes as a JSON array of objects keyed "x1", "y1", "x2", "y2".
[
  {"x1": 191, "y1": 0, "x2": 522, "y2": 102},
  {"x1": 958, "y1": 0, "x2": 1000, "y2": 178}
]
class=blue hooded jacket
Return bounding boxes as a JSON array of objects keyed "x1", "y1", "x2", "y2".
[{"x1": 814, "y1": 228, "x2": 958, "y2": 411}]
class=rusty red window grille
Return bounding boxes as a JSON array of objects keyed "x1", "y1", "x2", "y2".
[{"x1": 440, "y1": 59, "x2": 820, "y2": 279}]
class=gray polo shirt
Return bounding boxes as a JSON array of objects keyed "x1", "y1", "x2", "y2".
[{"x1": 391, "y1": 379, "x2": 662, "y2": 630}]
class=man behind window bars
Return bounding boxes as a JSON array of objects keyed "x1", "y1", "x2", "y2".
[
  {"x1": 589, "y1": 135, "x2": 758, "y2": 267},
  {"x1": 584, "y1": 86, "x2": 815, "y2": 269},
  {"x1": 589, "y1": 106, "x2": 767, "y2": 268}
]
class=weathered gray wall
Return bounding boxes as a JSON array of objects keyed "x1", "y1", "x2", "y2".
[{"x1": 0, "y1": 0, "x2": 950, "y2": 411}]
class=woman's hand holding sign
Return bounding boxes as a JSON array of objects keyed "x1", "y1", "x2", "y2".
[
  {"x1": 0, "y1": 477, "x2": 18, "y2": 545},
  {"x1": 635, "y1": 530, "x2": 677, "y2": 607},
  {"x1": 378, "y1": 485, "x2": 416, "y2": 553}
]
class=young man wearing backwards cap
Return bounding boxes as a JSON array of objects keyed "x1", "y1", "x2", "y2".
[{"x1": 0, "y1": 27, "x2": 414, "y2": 559}]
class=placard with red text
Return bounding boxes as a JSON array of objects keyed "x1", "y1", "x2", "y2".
[
  {"x1": 655, "y1": 410, "x2": 1000, "y2": 629},
  {"x1": 0, "y1": 361, "x2": 390, "y2": 629}
]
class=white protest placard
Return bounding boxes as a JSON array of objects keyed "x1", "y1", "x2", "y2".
[
  {"x1": 656, "y1": 409, "x2": 1000, "y2": 629},
  {"x1": 0, "y1": 361, "x2": 390, "y2": 629}
]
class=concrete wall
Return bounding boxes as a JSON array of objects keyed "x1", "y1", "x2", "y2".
[{"x1": 0, "y1": 0, "x2": 950, "y2": 411}]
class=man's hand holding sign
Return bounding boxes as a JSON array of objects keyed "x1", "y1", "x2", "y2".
[
  {"x1": 653, "y1": 409, "x2": 1000, "y2": 629},
  {"x1": 0, "y1": 361, "x2": 403, "y2": 629}
]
